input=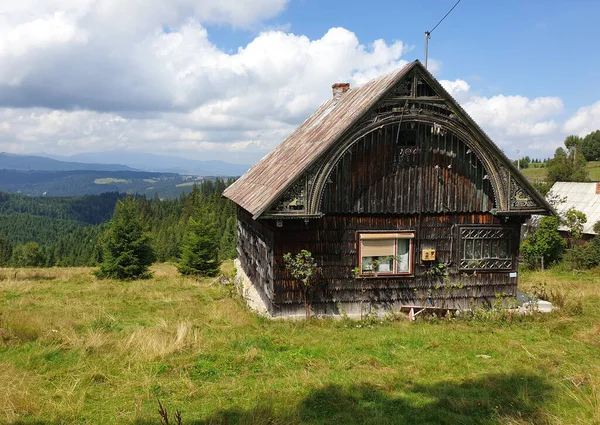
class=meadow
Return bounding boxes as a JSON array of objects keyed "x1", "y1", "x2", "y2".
[
  {"x1": 521, "y1": 161, "x2": 600, "y2": 182},
  {"x1": 0, "y1": 263, "x2": 599, "y2": 424}
]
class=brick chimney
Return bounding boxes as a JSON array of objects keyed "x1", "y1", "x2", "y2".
[
  {"x1": 332, "y1": 83, "x2": 350, "y2": 99},
  {"x1": 596, "y1": 183, "x2": 600, "y2": 194}
]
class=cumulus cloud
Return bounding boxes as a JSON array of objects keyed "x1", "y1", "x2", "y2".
[
  {"x1": 0, "y1": 1, "x2": 409, "y2": 162},
  {"x1": 563, "y1": 101, "x2": 600, "y2": 136},
  {"x1": 0, "y1": 0, "x2": 597, "y2": 164},
  {"x1": 440, "y1": 79, "x2": 566, "y2": 155}
]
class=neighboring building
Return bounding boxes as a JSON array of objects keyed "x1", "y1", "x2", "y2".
[
  {"x1": 547, "y1": 182, "x2": 600, "y2": 239},
  {"x1": 223, "y1": 60, "x2": 553, "y2": 318}
]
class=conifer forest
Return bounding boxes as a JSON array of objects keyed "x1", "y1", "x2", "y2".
[{"x1": 0, "y1": 179, "x2": 237, "y2": 268}]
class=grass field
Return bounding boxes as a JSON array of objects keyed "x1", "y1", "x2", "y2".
[
  {"x1": 93, "y1": 178, "x2": 130, "y2": 185},
  {"x1": 1, "y1": 264, "x2": 599, "y2": 424},
  {"x1": 521, "y1": 161, "x2": 600, "y2": 182}
]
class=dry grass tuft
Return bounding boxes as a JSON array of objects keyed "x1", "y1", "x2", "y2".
[
  {"x1": 1, "y1": 310, "x2": 48, "y2": 342},
  {"x1": 0, "y1": 363, "x2": 40, "y2": 420},
  {"x1": 576, "y1": 323, "x2": 600, "y2": 347},
  {"x1": 561, "y1": 373, "x2": 600, "y2": 424},
  {"x1": 121, "y1": 320, "x2": 196, "y2": 360},
  {"x1": 59, "y1": 327, "x2": 113, "y2": 352}
]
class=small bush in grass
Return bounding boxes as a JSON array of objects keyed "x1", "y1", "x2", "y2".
[
  {"x1": 520, "y1": 216, "x2": 566, "y2": 269},
  {"x1": 283, "y1": 250, "x2": 318, "y2": 320},
  {"x1": 562, "y1": 243, "x2": 600, "y2": 270}
]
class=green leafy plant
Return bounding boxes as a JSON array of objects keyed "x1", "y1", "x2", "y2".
[
  {"x1": 283, "y1": 250, "x2": 318, "y2": 320},
  {"x1": 520, "y1": 216, "x2": 566, "y2": 269},
  {"x1": 563, "y1": 208, "x2": 587, "y2": 247},
  {"x1": 10, "y1": 242, "x2": 44, "y2": 268},
  {"x1": 562, "y1": 242, "x2": 600, "y2": 270}
]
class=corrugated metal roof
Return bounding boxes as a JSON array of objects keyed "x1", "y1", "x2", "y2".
[
  {"x1": 222, "y1": 62, "x2": 414, "y2": 217},
  {"x1": 548, "y1": 182, "x2": 600, "y2": 234}
]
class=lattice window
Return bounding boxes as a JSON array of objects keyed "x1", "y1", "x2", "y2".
[{"x1": 458, "y1": 226, "x2": 514, "y2": 270}]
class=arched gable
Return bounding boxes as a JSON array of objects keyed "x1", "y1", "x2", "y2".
[
  {"x1": 255, "y1": 62, "x2": 551, "y2": 219},
  {"x1": 319, "y1": 120, "x2": 496, "y2": 214}
]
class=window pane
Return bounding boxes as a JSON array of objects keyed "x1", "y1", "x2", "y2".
[
  {"x1": 490, "y1": 239, "x2": 498, "y2": 258},
  {"x1": 482, "y1": 239, "x2": 490, "y2": 258},
  {"x1": 474, "y1": 239, "x2": 483, "y2": 259},
  {"x1": 361, "y1": 256, "x2": 393, "y2": 273},
  {"x1": 362, "y1": 256, "x2": 374, "y2": 273},
  {"x1": 396, "y1": 239, "x2": 410, "y2": 272},
  {"x1": 465, "y1": 239, "x2": 473, "y2": 259},
  {"x1": 499, "y1": 239, "x2": 508, "y2": 259}
]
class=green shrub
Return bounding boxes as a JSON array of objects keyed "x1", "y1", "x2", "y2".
[
  {"x1": 562, "y1": 239, "x2": 600, "y2": 270},
  {"x1": 11, "y1": 242, "x2": 45, "y2": 268},
  {"x1": 520, "y1": 216, "x2": 566, "y2": 269}
]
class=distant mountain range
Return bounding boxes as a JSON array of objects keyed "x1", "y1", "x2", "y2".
[
  {"x1": 42, "y1": 151, "x2": 250, "y2": 176},
  {"x1": 0, "y1": 152, "x2": 137, "y2": 172},
  {"x1": 0, "y1": 169, "x2": 208, "y2": 198},
  {"x1": 0, "y1": 151, "x2": 248, "y2": 198},
  {"x1": 1, "y1": 151, "x2": 250, "y2": 177}
]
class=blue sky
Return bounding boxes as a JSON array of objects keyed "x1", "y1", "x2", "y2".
[
  {"x1": 0, "y1": 0, "x2": 598, "y2": 164},
  {"x1": 210, "y1": 0, "x2": 600, "y2": 113}
]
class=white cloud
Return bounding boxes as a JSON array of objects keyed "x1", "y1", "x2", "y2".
[
  {"x1": 0, "y1": 0, "x2": 597, "y2": 164},
  {"x1": 0, "y1": 1, "x2": 410, "y2": 163},
  {"x1": 440, "y1": 79, "x2": 566, "y2": 156},
  {"x1": 563, "y1": 101, "x2": 600, "y2": 136}
]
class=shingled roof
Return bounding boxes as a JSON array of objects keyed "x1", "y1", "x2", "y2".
[
  {"x1": 223, "y1": 60, "x2": 553, "y2": 218},
  {"x1": 222, "y1": 62, "x2": 414, "y2": 217}
]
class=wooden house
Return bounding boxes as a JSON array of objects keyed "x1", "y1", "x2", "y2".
[{"x1": 223, "y1": 60, "x2": 553, "y2": 318}]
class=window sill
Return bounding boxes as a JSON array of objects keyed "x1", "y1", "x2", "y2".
[{"x1": 356, "y1": 273, "x2": 414, "y2": 279}]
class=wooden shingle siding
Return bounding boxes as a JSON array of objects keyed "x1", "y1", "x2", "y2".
[
  {"x1": 236, "y1": 208, "x2": 275, "y2": 311},
  {"x1": 322, "y1": 122, "x2": 495, "y2": 214},
  {"x1": 268, "y1": 214, "x2": 521, "y2": 312}
]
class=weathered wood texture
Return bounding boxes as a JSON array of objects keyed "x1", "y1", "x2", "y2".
[
  {"x1": 236, "y1": 208, "x2": 275, "y2": 312},
  {"x1": 322, "y1": 122, "x2": 495, "y2": 214},
  {"x1": 265, "y1": 213, "x2": 522, "y2": 313}
]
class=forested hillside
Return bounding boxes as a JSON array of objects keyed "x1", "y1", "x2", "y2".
[
  {"x1": 0, "y1": 178, "x2": 237, "y2": 267},
  {"x1": 0, "y1": 192, "x2": 123, "y2": 224},
  {"x1": 0, "y1": 169, "x2": 207, "y2": 198},
  {"x1": 0, "y1": 152, "x2": 136, "y2": 172}
]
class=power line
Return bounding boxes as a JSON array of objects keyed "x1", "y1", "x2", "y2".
[
  {"x1": 424, "y1": 0, "x2": 462, "y2": 69},
  {"x1": 428, "y1": 0, "x2": 461, "y2": 35}
]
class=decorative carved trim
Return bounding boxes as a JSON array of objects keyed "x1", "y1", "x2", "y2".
[{"x1": 510, "y1": 177, "x2": 537, "y2": 209}]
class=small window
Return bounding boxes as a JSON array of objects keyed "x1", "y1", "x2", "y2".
[
  {"x1": 459, "y1": 226, "x2": 514, "y2": 270},
  {"x1": 359, "y1": 233, "x2": 414, "y2": 276}
]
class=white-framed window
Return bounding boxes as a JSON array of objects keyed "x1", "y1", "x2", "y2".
[{"x1": 358, "y1": 232, "x2": 414, "y2": 276}]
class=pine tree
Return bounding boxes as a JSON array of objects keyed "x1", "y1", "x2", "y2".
[
  {"x1": 11, "y1": 242, "x2": 45, "y2": 267},
  {"x1": 95, "y1": 198, "x2": 155, "y2": 280},
  {"x1": 0, "y1": 233, "x2": 12, "y2": 266},
  {"x1": 177, "y1": 216, "x2": 221, "y2": 277},
  {"x1": 219, "y1": 216, "x2": 237, "y2": 260}
]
